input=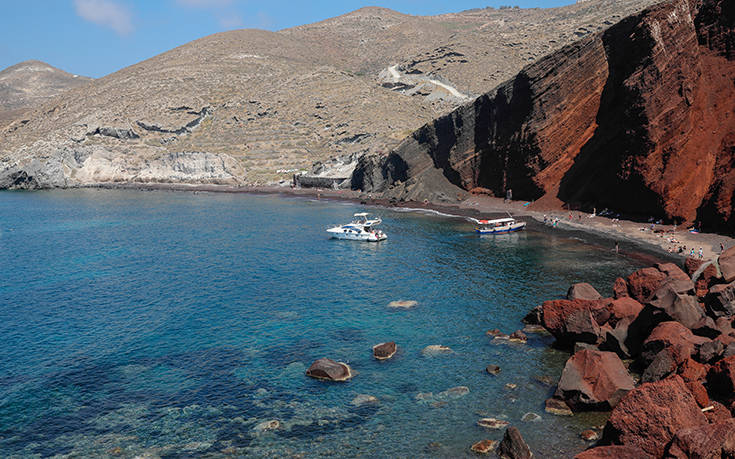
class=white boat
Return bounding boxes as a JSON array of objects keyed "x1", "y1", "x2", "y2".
[
  {"x1": 475, "y1": 217, "x2": 526, "y2": 234},
  {"x1": 327, "y1": 213, "x2": 387, "y2": 242}
]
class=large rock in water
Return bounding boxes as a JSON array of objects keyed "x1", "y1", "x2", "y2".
[
  {"x1": 646, "y1": 285, "x2": 705, "y2": 330},
  {"x1": 497, "y1": 426, "x2": 532, "y2": 459},
  {"x1": 305, "y1": 358, "x2": 353, "y2": 381},
  {"x1": 665, "y1": 419, "x2": 735, "y2": 458},
  {"x1": 574, "y1": 445, "x2": 653, "y2": 459},
  {"x1": 372, "y1": 341, "x2": 397, "y2": 360},
  {"x1": 602, "y1": 375, "x2": 708, "y2": 458},
  {"x1": 567, "y1": 283, "x2": 602, "y2": 301},
  {"x1": 541, "y1": 299, "x2": 607, "y2": 345},
  {"x1": 554, "y1": 349, "x2": 634, "y2": 411}
]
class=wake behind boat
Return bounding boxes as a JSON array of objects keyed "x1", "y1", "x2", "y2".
[
  {"x1": 327, "y1": 213, "x2": 387, "y2": 242},
  {"x1": 473, "y1": 216, "x2": 526, "y2": 234}
]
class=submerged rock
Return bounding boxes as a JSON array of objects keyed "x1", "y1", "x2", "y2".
[
  {"x1": 438, "y1": 386, "x2": 470, "y2": 399},
  {"x1": 497, "y1": 426, "x2": 533, "y2": 459},
  {"x1": 509, "y1": 330, "x2": 528, "y2": 343},
  {"x1": 372, "y1": 341, "x2": 397, "y2": 360},
  {"x1": 421, "y1": 345, "x2": 453, "y2": 356},
  {"x1": 486, "y1": 365, "x2": 501, "y2": 375},
  {"x1": 305, "y1": 358, "x2": 353, "y2": 381},
  {"x1": 521, "y1": 412, "x2": 541, "y2": 422},
  {"x1": 478, "y1": 418, "x2": 510, "y2": 429},
  {"x1": 388, "y1": 300, "x2": 418, "y2": 308},
  {"x1": 253, "y1": 419, "x2": 280, "y2": 432},
  {"x1": 350, "y1": 394, "x2": 378, "y2": 406},
  {"x1": 471, "y1": 439, "x2": 498, "y2": 454},
  {"x1": 544, "y1": 398, "x2": 573, "y2": 416}
]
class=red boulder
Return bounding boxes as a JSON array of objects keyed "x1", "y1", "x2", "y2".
[
  {"x1": 603, "y1": 375, "x2": 707, "y2": 457},
  {"x1": 574, "y1": 445, "x2": 652, "y2": 459},
  {"x1": 542, "y1": 299, "x2": 606, "y2": 345},
  {"x1": 665, "y1": 418, "x2": 735, "y2": 458},
  {"x1": 642, "y1": 321, "x2": 708, "y2": 365},
  {"x1": 627, "y1": 267, "x2": 668, "y2": 303},
  {"x1": 554, "y1": 349, "x2": 634, "y2": 411}
]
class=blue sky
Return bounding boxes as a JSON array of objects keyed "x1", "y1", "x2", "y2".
[{"x1": 0, "y1": 0, "x2": 574, "y2": 78}]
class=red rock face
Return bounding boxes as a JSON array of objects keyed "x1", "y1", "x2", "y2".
[
  {"x1": 358, "y1": 0, "x2": 735, "y2": 231},
  {"x1": 665, "y1": 418, "x2": 735, "y2": 458},
  {"x1": 602, "y1": 375, "x2": 708, "y2": 457},
  {"x1": 574, "y1": 445, "x2": 653, "y2": 459}
]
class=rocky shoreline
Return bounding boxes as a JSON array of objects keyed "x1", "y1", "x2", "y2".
[{"x1": 519, "y1": 250, "x2": 735, "y2": 458}]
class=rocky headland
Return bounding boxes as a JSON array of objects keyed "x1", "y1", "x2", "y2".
[
  {"x1": 522, "y1": 247, "x2": 735, "y2": 458},
  {"x1": 354, "y1": 0, "x2": 735, "y2": 233}
]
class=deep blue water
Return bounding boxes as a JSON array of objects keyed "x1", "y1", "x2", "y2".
[{"x1": 0, "y1": 190, "x2": 649, "y2": 458}]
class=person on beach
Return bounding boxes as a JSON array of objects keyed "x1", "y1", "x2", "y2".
[
  {"x1": 505, "y1": 188, "x2": 512, "y2": 203},
  {"x1": 699, "y1": 247, "x2": 704, "y2": 259},
  {"x1": 722, "y1": 242, "x2": 726, "y2": 253},
  {"x1": 690, "y1": 248, "x2": 695, "y2": 257},
  {"x1": 615, "y1": 242, "x2": 619, "y2": 254}
]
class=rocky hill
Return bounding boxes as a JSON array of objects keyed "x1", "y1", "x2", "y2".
[
  {"x1": 355, "y1": 0, "x2": 735, "y2": 232},
  {"x1": 0, "y1": 60, "x2": 92, "y2": 126},
  {"x1": 0, "y1": 0, "x2": 658, "y2": 189}
]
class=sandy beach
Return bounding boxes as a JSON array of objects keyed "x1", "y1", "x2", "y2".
[{"x1": 89, "y1": 182, "x2": 734, "y2": 264}]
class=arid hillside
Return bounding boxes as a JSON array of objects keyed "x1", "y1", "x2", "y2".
[
  {"x1": 0, "y1": 60, "x2": 92, "y2": 126},
  {"x1": 0, "y1": 0, "x2": 658, "y2": 188},
  {"x1": 355, "y1": 0, "x2": 735, "y2": 232}
]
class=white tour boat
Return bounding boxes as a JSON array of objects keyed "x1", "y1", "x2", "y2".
[
  {"x1": 475, "y1": 216, "x2": 527, "y2": 234},
  {"x1": 327, "y1": 213, "x2": 387, "y2": 242}
]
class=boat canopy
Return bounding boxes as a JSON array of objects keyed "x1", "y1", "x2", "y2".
[
  {"x1": 478, "y1": 217, "x2": 515, "y2": 225},
  {"x1": 354, "y1": 212, "x2": 369, "y2": 217}
]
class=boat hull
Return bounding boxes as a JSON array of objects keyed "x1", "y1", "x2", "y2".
[
  {"x1": 327, "y1": 228, "x2": 387, "y2": 242},
  {"x1": 475, "y1": 222, "x2": 526, "y2": 234}
]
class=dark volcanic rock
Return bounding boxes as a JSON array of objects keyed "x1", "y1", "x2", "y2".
[
  {"x1": 612, "y1": 277, "x2": 629, "y2": 299},
  {"x1": 567, "y1": 283, "x2": 602, "y2": 301},
  {"x1": 721, "y1": 247, "x2": 735, "y2": 283},
  {"x1": 707, "y1": 355, "x2": 735, "y2": 398},
  {"x1": 497, "y1": 426, "x2": 532, "y2": 459},
  {"x1": 575, "y1": 445, "x2": 653, "y2": 459},
  {"x1": 602, "y1": 375, "x2": 707, "y2": 458},
  {"x1": 372, "y1": 341, "x2": 397, "y2": 360},
  {"x1": 665, "y1": 419, "x2": 735, "y2": 458},
  {"x1": 554, "y1": 349, "x2": 634, "y2": 411},
  {"x1": 305, "y1": 358, "x2": 353, "y2": 381},
  {"x1": 707, "y1": 281, "x2": 735, "y2": 317}
]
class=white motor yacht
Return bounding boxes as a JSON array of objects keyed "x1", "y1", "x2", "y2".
[
  {"x1": 327, "y1": 213, "x2": 387, "y2": 242},
  {"x1": 474, "y1": 216, "x2": 527, "y2": 234}
]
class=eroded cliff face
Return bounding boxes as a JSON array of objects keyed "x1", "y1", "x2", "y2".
[{"x1": 355, "y1": 0, "x2": 735, "y2": 231}]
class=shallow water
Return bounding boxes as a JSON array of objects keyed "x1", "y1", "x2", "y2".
[{"x1": 0, "y1": 190, "x2": 649, "y2": 458}]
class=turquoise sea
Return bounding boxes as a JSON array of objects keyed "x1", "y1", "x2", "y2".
[{"x1": 0, "y1": 190, "x2": 652, "y2": 458}]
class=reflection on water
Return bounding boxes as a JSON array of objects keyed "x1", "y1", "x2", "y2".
[{"x1": 0, "y1": 190, "x2": 649, "y2": 457}]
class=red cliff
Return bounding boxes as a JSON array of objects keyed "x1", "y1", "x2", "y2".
[{"x1": 353, "y1": 0, "x2": 735, "y2": 231}]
